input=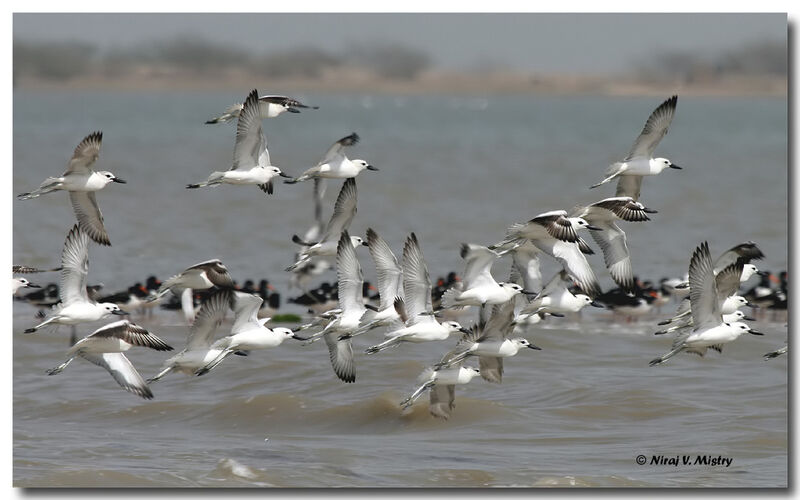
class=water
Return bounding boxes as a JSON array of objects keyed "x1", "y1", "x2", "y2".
[{"x1": 12, "y1": 90, "x2": 788, "y2": 487}]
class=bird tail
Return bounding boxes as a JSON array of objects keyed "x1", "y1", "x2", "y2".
[{"x1": 365, "y1": 335, "x2": 403, "y2": 354}]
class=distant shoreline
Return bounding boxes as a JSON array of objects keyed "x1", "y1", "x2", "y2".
[{"x1": 14, "y1": 69, "x2": 787, "y2": 97}]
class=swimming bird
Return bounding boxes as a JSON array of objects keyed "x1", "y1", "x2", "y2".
[
  {"x1": 400, "y1": 346, "x2": 481, "y2": 420},
  {"x1": 46, "y1": 319, "x2": 173, "y2": 399},
  {"x1": 441, "y1": 243, "x2": 526, "y2": 310},
  {"x1": 188, "y1": 89, "x2": 292, "y2": 195},
  {"x1": 205, "y1": 94, "x2": 317, "y2": 124},
  {"x1": 24, "y1": 225, "x2": 128, "y2": 333},
  {"x1": 365, "y1": 233, "x2": 468, "y2": 354},
  {"x1": 435, "y1": 298, "x2": 541, "y2": 383},
  {"x1": 284, "y1": 133, "x2": 376, "y2": 184},
  {"x1": 148, "y1": 289, "x2": 234, "y2": 383},
  {"x1": 194, "y1": 291, "x2": 301, "y2": 376},
  {"x1": 12, "y1": 277, "x2": 40, "y2": 295},
  {"x1": 17, "y1": 131, "x2": 126, "y2": 246},
  {"x1": 491, "y1": 210, "x2": 602, "y2": 297},
  {"x1": 286, "y1": 178, "x2": 366, "y2": 272},
  {"x1": 650, "y1": 242, "x2": 763, "y2": 366},
  {"x1": 570, "y1": 197, "x2": 657, "y2": 293},
  {"x1": 517, "y1": 270, "x2": 603, "y2": 320},
  {"x1": 590, "y1": 95, "x2": 681, "y2": 201}
]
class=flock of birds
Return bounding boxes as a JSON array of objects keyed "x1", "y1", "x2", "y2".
[{"x1": 13, "y1": 90, "x2": 788, "y2": 418}]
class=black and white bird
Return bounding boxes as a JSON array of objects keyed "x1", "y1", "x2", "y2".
[
  {"x1": 46, "y1": 320, "x2": 173, "y2": 399},
  {"x1": 188, "y1": 89, "x2": 292, "y2": 194},
  {"x1": 206, "y1": 94, "x2": 317, "y2": 124},
  {"x1": 284, "y1": 133, "x2": 376, "y2": 184},
  {"x1": 590, "y1": 95, "x2": 681, "y2": 201},
  {"x1": 17, "y1": 131, "x2": 126, "y2": 246}
]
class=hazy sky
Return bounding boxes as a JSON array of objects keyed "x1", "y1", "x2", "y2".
[{"x1": 13, "y1": 13, "x2": 786, "y2": 74}]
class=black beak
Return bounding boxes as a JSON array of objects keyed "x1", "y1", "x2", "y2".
[
  {"x1": 743, "y1": 315, "x2": 757, "y2": 321},
  {"x1": 286, "y1": 107, "x2": 301, "y2": 113},
  {"x1": 26, "y1": 283, "x2": 41, "y2": 288},
  {"x1": 746, "y1": 302, "x2": 759, "y2": 308},
  {"x1": 757, "y1": 271, "x2": 769, "y2": 276},
  {"x1": 527, "y1": 343, "x2": 542, "y2": 350},
  {"x1": 590, "y1": 301, "x2": 604, "y2": 308},
  {"x1": 278, "y1": 171, "x2": 292, "y2": 178},
  {"x1": 366, "y1": 165, "x2": 379, "y2": 171},
  {"x1": 749, "y1": 330, "x2": 765, "y2": 336},
  {"x1": 587, "y1": 225, "x2": 603, "y2": 231},
  {"x1": 643, "y1": 207, "x2": 658, "y2": 214},
  {"x1": 522, "y1": 290, "x2": 538, "y2": 295},
  {"x1": 669, "y1": 164, "x2": 682, "y2": 169},
  {"x1": 112, "y1": 178, "x2": 127, "y2": 184},
  {"x1": 459, "y1": 328, "x2": 470, "y2": 334},
  {"x1": 112, "y1": 309, "x2": 130, "y2": 315},
  {"x1": 291, "y1": 333, "x2": 306, "y2": 340}
]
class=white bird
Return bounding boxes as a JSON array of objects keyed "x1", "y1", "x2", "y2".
[
  {"x1": 492, "y1": 210, "x2": 602, "y2": 297},
  {"x1": 366, "y1": 233, "x2": 468, "y2": 354},
  {"x1": 148, "y1": 290, "x2": 233, "y2": 383},
  {"x1": 440, "y1": 244, "x2": 526, "y2": 310},
  {"x1": 286, "y1": 178, "x2": 366, "y2": 272},
  {"x1": 436, "y1": 298, "x2": 541, "y2": 383},
  {"x1": 17, "y1": 131, "x2": 126, "y2": 246},
  {"x1": 658, "y1": 257, "x2": 759, "y2": 326},
  {"x1": 24, "y1": 225, "x2": 128, "y2": 333},
  {"x1": 654, "y1": 310, "x2": 756, "y2": 336},
  {"x1": 400, "y1": 345, "x2": 481, "y2": 420},
  {"x1": 650, "y1": 242, "x2": 763, "y2": 366},
  {"x1": 46, "y1": 320, "x2": 173, "y2": 399},
  {"x1": 284, "y1": 133, "x2": 376, "y2": 184},
  {"x1": 590, "y1": 95, "x2": 681, "y2": 201},
  {"x1": 298, "y1": 231, "x2": 366, "y2": 383},
  {"x1": 205, "y1": 94, "x2": 318, "y2": 124},
  {"x1": 12, "y1": 277, "x2": 41, "y2": 295},
  {"x1": 571, "y1": 197, "x2": 657, "y2": 292},
  {"x1": 194, "y1": 291, "x2": 301, "y2": 376},
  {"x1": 153, "y1": 259, "x2": 234, "y2": 300},
  {"x1": 672, "y1": 241, "x2": 766, "y2": 290},
  {"x1": 345, "y1": 228, "x2": 405, "y2": 338},
  {"x1": 517, "y1": 270, "x2": 603, "y2": 320},
  {"x1": 188, "y1": 89, "x2": 292, "y2": 195}
]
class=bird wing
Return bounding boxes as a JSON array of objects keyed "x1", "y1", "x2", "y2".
[
  {"x1": 319, "y1": 133, "x2": 359, "y2": 166},
  {"x1": 79, "y1": 352, "x2": 153, "y2": 399},
  {"x1": 589, "y1": 220, "x2": 635, "y2": 292},
  {"x1": 187, "y1": 289, "x2": 233, "y2": 349},
  {"x1": 336, "y1": 231, "x2": 366, "y2": 316},
  {"x1": 323, "y1": 332, "x2": 355, "y2": 383},
  {"x1": 715, "y1": 258, "x2": 745, "y2": 301},
  {"x1": 402, "y1": 233, "x2": 435, "y2": 324},
  {"x1": 230, "y1": 291, "x2": 263, "y2": 335},
  {"x1": 712, "y1": 241, "x2": 765, "y2": 273},
  {"x1": 624, "y1": 95, "x2": 678, "y2": 161},
  {"x1": 322, "y1": 178, "x2": 358, "y2": 242},
  {"x1": 192, "y1": 260, "x2": 234, "y2": 288},
  {"x1": 529, "y1": 210, "x2": 580, "y2": 243},
  {"x1": 538, "y1": 239, "x2": 601, "y2": 297},
  {"x1": 510, "y1": 241, "x2": 543, "y2": 293},
  {"x1": 460, "y1": 243, "x2": 499, "y2": 290},
  {"x1": 478, "y1": 356, "x2": 504, "y2": 384},
  {"x1": 366, "y1": 228, "x2": 404, "y2": 310},
  {"x1": 689, "y1": 242, "x2": 721, "y2": 330},
  {"x1": 59, "y1": 225, "x2": 90, "y2": 305},
  {"x1": 483, "y1": 299, "x2": 517, "y2": 341},
  {"x1": 614, "y1": 176, "x2": 644, "y2": 202},
  {"x1": 69, "y1": 191, "x2": 110, "y2": 246},
  {"x1": 429, "y1": 384, "x2": 456, "y2": 419},
  {"x1": 232, "y1": 89, "x2": 267, "y2": 170},
  {"x1": 89, "y1": 320, "x2": 172, "y2": 351},
  {"x1": 64, "y1": 131, "x2": 102, "y2": 175}
]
